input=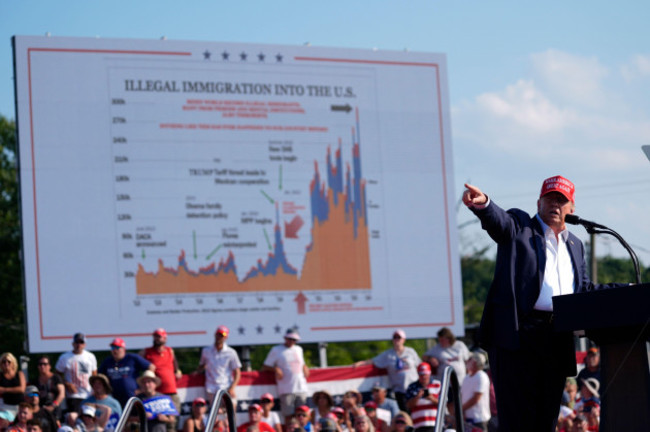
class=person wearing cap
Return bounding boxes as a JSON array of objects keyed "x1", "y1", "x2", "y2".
[
  {"x1": 55, "y1": 334, "x2": 97, "y2": 415},
  {"x1": 575, "y1": 347, "x2": 600, "y2": 393},
  {"x1": 370, "y1": 384, "x2": 398, "y2": 424},
  {"x1": 462, "y1": 178, "x2": 626, "y2": 432},
  {"x1": 182, "y1": 398, "x2": 208, "y2": 432},
  {"x1": 460, "y1": 352, "x2": 490, "y2": 431},
  {"x1": 317, "y1": 416, "x2": 338, "y2": 432},
  {"x1": 137, "y1": 371, "x2": 177, "y2": 432},
  {"x1": 24, "y1": 386, "x2": 57, "y2": 432},
  {"x1": 259, "y1": 393, "x2": 282, "y2": 432},
  {"x1": 196, "y1": 325, "x2": 242, "y2": 402},
  {"x1": 236, "y1": 404, "x2": 275, "y2": 432},
  {"x1": 83, "y1": 374, "x2": 122, "y2": 430},
  {"x1": 139, "y1": 328, "x2": 182, "y2": 430},
  {"x1": 353, "y1": 329, "x2": 420, "y2": 412},
  {"x1": 363, "y1": 402, "x2": 387, "y2": 432},
  {"x1": 262, "y1": 328, "x2": 309, "y2": 426},
  {"x1": 98, "y1": 337, "x2": 153, "y2": 407},
  {"x1": 294, "y1": 405, "x2": 312, "y2": 432},
  {"x1": 76, "y1": 404, "x2": 100, "y2": 432},
  {"x1": 405, "y1": 363, "x2": 441, "y2": 432}
]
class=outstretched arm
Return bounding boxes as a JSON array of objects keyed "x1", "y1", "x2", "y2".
[{"x1": 462, "y1": 183, "x2": 488, "y2": 208}]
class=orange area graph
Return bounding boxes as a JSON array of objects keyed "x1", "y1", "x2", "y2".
[{"x1": 136, "y1": 118, "x2": 372, "y2": 294}]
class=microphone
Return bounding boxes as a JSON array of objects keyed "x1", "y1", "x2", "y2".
[{"x1": 564, "y1": 214, "x2": 605, "y2": 229}]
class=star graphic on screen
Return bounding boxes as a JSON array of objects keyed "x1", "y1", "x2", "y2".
[
  {"x1": 258, "y1": 52, "x2": 265, "y2": 62},
  {"x1": 276, "y1": 53, "x2": 283, "y2": 62},
  {"x1": 239, "y1": 400, "x2": 249, "y2": 411},
  {"x1": 238, "y1": 326, "x2": 245, "y2": 335},
  {"x1": 240, "y1": 52, "x2": 248, "y2": 61},
  {"x1": 221, "y1": 51, "x2": 230, "y2": 60},
  {"x1": 334, "y1": 395, "x2": 344, "y2": 405},
  {"x1": 256, "y1": 325, "x2": 264, "y2": 334},
  {"x1": 203, "y1": 50, "x2": 211, "y2": 60},
  {"x1": 274, "y1": 325, "x2": 282, "y2": 334}
]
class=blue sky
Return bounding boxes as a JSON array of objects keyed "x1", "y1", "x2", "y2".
[{"x1": 3, "y1": 1, "x2": 650, "y2": 268}]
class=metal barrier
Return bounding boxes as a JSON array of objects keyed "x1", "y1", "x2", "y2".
[
  {"x1": 114, "y1": 391, "x2": 236, "y2": 432},
  {"x1": 434, "y1": 366, "x2": 465, "y2": 432},
  {"x1": 114, "y1": 397, "x2": 148, "y2": 432},
  {"x1": 206, "y1": 390, "x2": 236, "y2": 432}
]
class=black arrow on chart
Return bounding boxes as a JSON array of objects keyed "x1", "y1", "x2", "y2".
[{"x1": 330, "y1": 104, "x2": 352, "y2": 113}]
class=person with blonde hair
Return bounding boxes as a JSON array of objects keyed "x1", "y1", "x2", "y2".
[
  {"x1": 0, "y1": 353, "x2": 26, "y2": 414},
  {"x1": 389, "y1": 412, "x2": 412, "y2": 432},
  {"x1": 352, "y1": 415, "x2": 374, "y2": 432}
]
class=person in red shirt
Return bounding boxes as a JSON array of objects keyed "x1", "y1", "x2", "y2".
[
  {"x1": 237, "y1": 405, "x2": 275, "y2": 432},
  {"x1": 140, "y1": 328, "x2": 182, "y2": 430}
]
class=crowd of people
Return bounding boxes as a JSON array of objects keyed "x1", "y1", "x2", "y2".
[{"x1": 0, "y1": 325, "x2": 601, "y2": 432}]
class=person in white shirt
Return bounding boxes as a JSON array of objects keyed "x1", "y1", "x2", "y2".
[
  {"x1": 55, "y1": 333, "x2": 97, "y2": 415},
  {"x1": 262, "y1": 328, "x2": 309, "y2": 425},
  {"x1": 197, "y1": 325, "x2": 241, "y2": 402},
  {"x1": 461, "y1": 352, "x2": 491, "y2": 431}
]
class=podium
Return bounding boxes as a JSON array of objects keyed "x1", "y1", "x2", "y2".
[{"x1": 553, "y1": 283, "x2": 650, "y2": 431}]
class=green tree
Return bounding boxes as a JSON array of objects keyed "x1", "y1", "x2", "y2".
[{"x1": 0, "y1": 115, "x2": 25, "y2": 357}]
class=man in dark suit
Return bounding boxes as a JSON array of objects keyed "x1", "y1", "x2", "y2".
[{"x1": 462, "y1": 176, "x2": 621, "y2": 432}]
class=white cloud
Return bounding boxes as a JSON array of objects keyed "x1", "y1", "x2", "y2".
[
  {"x1": 530, "y1": 49, "x2": 610, "y2": 109},
  {"x1": 621, "y1": 54, "x2": 650, "y2": 81}
]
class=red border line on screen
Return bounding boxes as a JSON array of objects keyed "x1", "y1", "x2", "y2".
[
  {"x1": 26, "y1": 47, "x2": 194, "y2": 342},
  {"x1": 293, "y1": 56, "x2": 456, "y2": 332}
]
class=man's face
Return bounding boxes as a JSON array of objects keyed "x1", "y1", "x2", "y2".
[
  {"x1": 153, "y1": 334, "x2": 166, "y2": 347},
  {"x1": 111, "y1": 345, "x2": 125, "y2": 360},
  {"x1": 248, "y1": 409, "x2": 261, "y2": 423},
  {"x1": 537, "y1": 192, "x2": 574, "y2": 231},
  {"x1": 586, "y1": 353, "x2": 599, "y2": 369},
  {"x1": 296, "y1": 411, "x2": 309, "y2": 426},
  {"x1": 18, "y1": 407, "x2": 32, "y2": 423},
  {"x1": 418, "y1": 372, "x2": 430, "y2": 385},
  {"x1": 372, "y1": 388, "x2": 385, "y2": 402},
  {"x1": 27, "y1": 426, "x2": 41, "y2": 432},
  {"x1": 72, "y1": 340, "x2": 85, "y2": 354},
  {"x1": 26, "y1": 393, "x2": 39, "y2": 408},
  {"x1": 215, "y1": 332, "x2": 227, "y2": 346},
  {"x1": 92, "y1": 380, "x2": 105, "y2": 395},
  {"x1": 284, "y1": 337, "x2": 296, "y2": 347},
  {"x1": 140, "y1": 378, "x2": 157, "y2": 395},
  {"x1": 392, "y1": 334, "x2": 404, "y2": 349}
]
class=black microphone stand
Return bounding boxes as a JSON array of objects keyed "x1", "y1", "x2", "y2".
[{"x1": 572, "y1": 219, "x2": 642, "y2": 284}]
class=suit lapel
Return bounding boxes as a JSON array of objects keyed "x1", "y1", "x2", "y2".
[{"x1": 566, "y1": 233, "x2": 581, "y2": 292}]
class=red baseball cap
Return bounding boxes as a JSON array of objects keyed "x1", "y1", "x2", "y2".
[
  {"x1": 249, "y1": 404, "x2": 263, "y2": 412},
  {"x1": 417, "y1": 362, "x2": 431, "y2": 375},
  {"x1": 216, "y1": 325, "x2": 229, "y2": 337},
  {"x1": 540, "y1": 175, "x2": 575, "y2": 203},
  {"x1": 110, "y1": 337, "x2": 126, "y2": 348},
  {"x1": 296, "y1": 405, "x2": 310, "y2": 413},
  {"x1": 260, "y1": 393, "x2": 274, "y2": 402},
  {"x1": 193, "y1": 397, "x2": 207, "y2": 406},
  {"x1": 364, "y1": 401, "x2": 377, "y2": 409},
  {"x1": 153, "y1": 328, "x2": 167, "y2": 338}
]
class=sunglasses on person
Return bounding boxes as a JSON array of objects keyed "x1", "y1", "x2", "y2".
[
  {"x1": 261, "y1": 399, "x2": 272, "y2": 404},
  {"x1": 296, "y1": 413, "x2": 308, "y2": 417},
  {"x1": 38, "y1": 362, "x2": 49, "y2": 366},
  {"x1": 395, "y1": 420, "x2": 406, "y2": 425}
]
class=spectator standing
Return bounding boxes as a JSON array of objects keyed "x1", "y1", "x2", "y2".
[
  {"x1": 354, "y1": 330, "x2": 420, "y2": 411},
  {"x1": 83, "y1": 374, "x2": 122, "y2": 431},
  {"x1": 98, "y1": 338, "x2": 153, "y2": 407},
  {"x1": 236, "y1": 405, "x2": 274, "y2": 432},
  {"x1": 33, "y1": 357, "x2": 64, "y2": 421},
  {"x1": 55, "y1": 333, "x2": 97, "y2": 415},
  {"x1": 197, "y1": 326, "x2": 241, "y2": 403},
  {"x1": 259, "y1": 393, "x2": 282, "y2": 432},
  {"x1": 0, "y1": 353, "x2": 26, "y2": 415},
  {"x1": 370, "y1": 384, "x2": 398, "y2": 424},
  {"x1": 262, "y1": 329, "x2": 309, "y2": 425},
  {"x1": 140, "y1": 328, "x2": 182, "y2": 429},
  {"x1": 460, "y1": 353, "x2": 490, "y2": 431},
  {"x1": 405, "y1": 363, "x2": 441, "y2": 432},
  {"x1": 422, "y1": 328, "x2": 470, "y2": 384},
  {"x1": 576, "y1": 348, "x2": 600, "y2": 392},
  {"x1": 23, "y1": 387, "x2": 56, "y2": 432}
]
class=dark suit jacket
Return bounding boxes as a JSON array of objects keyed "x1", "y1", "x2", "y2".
[{"x1": 471, "y1": 201, "x2": 620, "y2": 375}]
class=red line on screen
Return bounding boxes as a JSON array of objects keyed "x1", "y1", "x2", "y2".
[
  {"x1": 40, "y1": 330, "x2": 207, "y2": 341},
  {"x1": 311, "y1": 322, "x2": 453, "y2": 331},
  {"x1": 296, "y1": 56, "x2": 456, "y2": 331},
  {"x1": 27, "y1": 46, "x2": 191, "y2": 343}
]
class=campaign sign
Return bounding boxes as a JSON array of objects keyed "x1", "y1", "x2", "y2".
[{"x1": 142, "y1": 395, "x2": 179, "y2": 418}]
